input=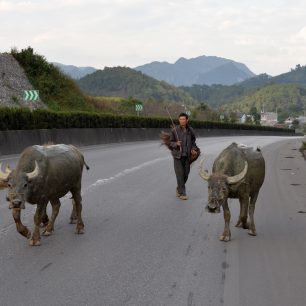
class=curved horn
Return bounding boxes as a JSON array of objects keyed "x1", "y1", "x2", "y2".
[
  {"x1": 198, "y1": 159, "x2": 210, "y2": 181},
  {"x1": 226, "y1": 161, "x2": 248, "y2": 185},
  {"x1": 0, "y1": 162, "x2": 11, "y2": 180},
  {"x1": 26, "y1": 161, "x2": 39, "y2": 179}
]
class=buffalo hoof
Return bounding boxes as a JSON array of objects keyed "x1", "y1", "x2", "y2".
[
  {"x1": 42, "y1": 229, "x2": 52, "y2": 236},
  {"x1": 219, "y1": 235, "x2": 231, "y2": 242},
  {"x1": 75, "y1": 228, "x2": 84, "y2": 234},
  {"x1": 19, "y1": 228, "x2": 31, "y2": 239},
  {"x1": 248, "y1": 229, "x2": 257, "y2": 236},
  {"x1": 29, "y1": 239, "x2": 41, "y2": 246},
  {"x1": 235, "y1": 221, "x2": 249, "y2": 229}
]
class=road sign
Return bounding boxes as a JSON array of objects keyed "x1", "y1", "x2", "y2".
[
  {"x1": 186, "y1": 110, "x2": 191, "y2": 116},
  {"x1": 135, "y1": 104, "x2": 143, "y2": 112},
  {"x1": 24, "y1": 90, "x2": 39, "y2": 101}
]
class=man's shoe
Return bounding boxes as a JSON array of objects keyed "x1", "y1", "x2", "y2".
[{"x1": 179, "y1": 195, "x2": 188, "y2": 200}]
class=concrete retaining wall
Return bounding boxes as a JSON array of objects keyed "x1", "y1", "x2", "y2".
[{"x1": 0, "y1": 127, "x2": 298, "y2": 156}]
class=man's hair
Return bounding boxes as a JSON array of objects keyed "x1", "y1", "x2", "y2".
[{"x1": 178, "y1": 112, "x2": 189, "y2": 120}]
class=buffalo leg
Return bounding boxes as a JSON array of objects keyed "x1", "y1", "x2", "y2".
[
  {"x1": 71, "y1": 189, "x2": 84, "y2": 234},
  {"x1": 248, "y1": 192, "x2": 258, "y2": 236},
  {"x1": 42, "y1": 199, "x2": 61, "y2": 236},
  {"x1": 12, "y1": 208, "x2": 31, "y2": 239},
  {"x1": 29, "y1": 202, "x2": 47, "y2": 246},
  {"x1": 40, "y1": 205, "x2": 49, "y2": 227},
  {"x1": 69, "y1": 199, "x2": 77, "y2": 224},
  {"x1": 236, "y1": 195, "x2": 249, "y2": 229},
  {"x1": 220, "y1": 200, "x2": 231, "y2": 241}
]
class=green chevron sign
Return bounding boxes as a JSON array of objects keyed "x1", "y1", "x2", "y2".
[
  {"x1": 135, "y1": 104, "x2": 143, "y2": 112},
  {"x1": 24, "y1": 90, "x2": 39, "y2": 101}
]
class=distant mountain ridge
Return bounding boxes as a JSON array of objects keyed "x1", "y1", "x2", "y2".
[
  {"x1": 180, "y1": 65, "x2": 306, "y2": 109},
  {"x1": 53, "y1": 62, "x2": 97, "y2": 79},
  {"x1": 134, "y1": 55, "x2": 256, "y2": 86}
]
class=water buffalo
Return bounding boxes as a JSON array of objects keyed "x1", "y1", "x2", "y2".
[
  {"x1": 0, "y1": 144, "x2": 89, "y2": 246},
  {"x1": 199, "y1": 143, "x2": 265, "y2": 241}
]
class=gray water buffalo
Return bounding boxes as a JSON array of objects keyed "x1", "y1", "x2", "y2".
[
  {"x1": 199, "y1": 143, "x2": 265, "y2": 241},
  {"x1": 0, "y1": 144, "x2": 89, "y2": 246}
]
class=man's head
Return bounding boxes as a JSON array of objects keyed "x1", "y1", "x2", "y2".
[{"x1": 178, "y1": 113, "x2": 189, "y2": 128}]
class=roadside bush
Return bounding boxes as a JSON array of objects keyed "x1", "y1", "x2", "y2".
[{"x1": 0, "y1": 107, "x2": 293, "y2": 133}]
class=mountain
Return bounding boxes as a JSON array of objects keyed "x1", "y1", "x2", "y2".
[
  {"x1": 53, "y1": 62, "x2": 97, "y2": 79},
  {"x1": 180, "y1": 65, "x2": 306, "y2": 109},
  {"x1": 180, "y1": 83, "x2": 247, "y2": 108},
  {"x1": 77, "y1": 66, "x2": 194, "y2": 103},
  {"x1": 134, "y1": 55, "x2": 256, "y2": 86},
  {"x1": 237, "y1": 65, "x2": 306, "y2": 88},
  {"x1": 272, "y1": 64, "x2": 306, "y2": 85},
  {"x1": 195, "y1": 62, "x2": 253, "y2": 86}
]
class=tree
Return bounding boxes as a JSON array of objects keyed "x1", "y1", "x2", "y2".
[
  {"x1": 250, "y1": 106, "x2": 261, "y2": 125},
  {"x1": 291, "y1": 119, "x2": 300, "y2": 129}
]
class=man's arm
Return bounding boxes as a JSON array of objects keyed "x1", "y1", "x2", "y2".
[
  {"x1": 170, "y1": 127, "x2": 181, "y2": 149},
  {"x1": 190, "y1": 127, "x2": 197, "y2": 150}
]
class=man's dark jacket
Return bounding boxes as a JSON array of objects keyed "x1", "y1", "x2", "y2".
[{"x1": 169, "y1": 125, "x2": 197, "y2": 160}]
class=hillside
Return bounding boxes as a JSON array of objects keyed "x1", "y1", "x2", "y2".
[
  {"x1": 53, "y1": 62, "x2": 97, "y2": 79},
  {"x1": 224, "y1": 84, "x2": 306, "y2": 121},
  {"x1": 0, "y1": 53, "x2": 46, "y2": 108},
  {"x1": 237, "y1": 73, "x2": 272, "y2": 89},
  {"x1": 11, "y1": 47, "x2": 95, "y2": 111},
  {"x1": 134, "y1": 55, "x2": 255, "y2": 86},
  {"x1": 180, "y1": 83, "x2": 248, "y2": 108},
  {"x1": 272, "y1": 64, "x2": 306, "y2": 85},
  {"x1": 78, "y1": 66, "x2": 194, "y2": 103}
]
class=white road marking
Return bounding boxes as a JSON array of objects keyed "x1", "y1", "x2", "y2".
[{"x1": 81, "y1": 156, "x2": 170, "y2": 196}]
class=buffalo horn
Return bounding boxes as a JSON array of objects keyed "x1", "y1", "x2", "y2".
[
  {"x1": 26, "y1": 161, "x2": 40, "y2": 179},
  {"x1": 226, "y1": 161, "x2": 248, "y2": 184},
  {"x1": 198, "y1": 159, "x2": 210, "y2": 181},
  {"x1": 0, "y1": 162, "x2": 11, "y2": 180}
]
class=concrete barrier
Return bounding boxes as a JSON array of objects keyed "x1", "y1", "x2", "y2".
[{"x1": 0, "y1": 127, "x2": 298, "y2": 156}]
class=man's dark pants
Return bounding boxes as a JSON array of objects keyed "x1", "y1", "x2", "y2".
[{"x1": 174, "y1": 156, "x2": 190, "y2": 196}]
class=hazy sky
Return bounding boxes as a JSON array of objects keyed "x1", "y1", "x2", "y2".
[{"x1": 1, "y1": 0, "x2": 306, "y2": 76}]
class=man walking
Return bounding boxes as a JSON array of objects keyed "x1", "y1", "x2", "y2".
[{"x1": 169, "y1": 113, "x2": 198, "y2": 200}]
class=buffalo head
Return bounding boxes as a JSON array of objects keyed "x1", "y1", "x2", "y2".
[
  {"x1": 0, "y1": 161, "x2": 40, "y2": 209},
  {"x1": 199, "y1": 159, "x2": 248, "y2": 213}
]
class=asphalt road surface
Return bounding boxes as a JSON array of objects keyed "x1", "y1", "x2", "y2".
[{"x1": 1, "y1": 135, "x2": 306, "y2": 306}]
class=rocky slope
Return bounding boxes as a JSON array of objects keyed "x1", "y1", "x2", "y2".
[{"x1": 0, "y1": 53, "x2": 45, "y2": 109}]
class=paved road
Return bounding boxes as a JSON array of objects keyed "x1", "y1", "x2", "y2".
[{"x1": 0, "y1": 136, "x2": 306, "y2": 306}]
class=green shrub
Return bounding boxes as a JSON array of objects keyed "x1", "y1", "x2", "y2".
[{"x1": 0, "y1": 107, "x2": 294, "y2": 133}]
